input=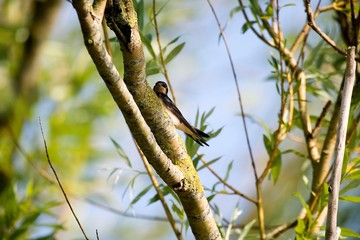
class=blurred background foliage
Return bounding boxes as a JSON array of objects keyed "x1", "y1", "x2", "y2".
[{"x1": 1, "y1": 0, "x2": 360, "y2": 239}]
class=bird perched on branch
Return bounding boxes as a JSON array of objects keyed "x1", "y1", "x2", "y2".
[{"x1": 153, "y1": 81, "x2": 210, "y2": 146}]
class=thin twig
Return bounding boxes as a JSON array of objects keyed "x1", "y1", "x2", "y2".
[
  {"x1": 312, "y1": 100, "x2": 332, "y2": 138},
  {"x1": 346, "y1": 111, "x2": 360, "y2": 144},
  {"x1": 266, "y1": 219, "x2": 298, "y2": 238},
  {"x1": 39, "y1": 118, "x2": 89, "y2": 240},
  {"x1": 102, "y1": 17, "x2": 112, "y2": 57},
  {"x1": 197, "y1": 152, "x2": 257, "y2": 204},
  {"x1": 152, "y1": 0, "x2": 176, "y2": 104},
  {"x1": 237, "y1": 0, "x2": 275, "y2": 48},
  {"x1": 290, "y1": 0, "x2": 325, "y2": 53},
  {"x1": 206, "y1": 0, "x2": 258, "y2": 181},
  {"x1": 10, "y1": 128, "x2": 178, "y2": 223},
  {"x1": 304, "y1": 0, "x2": 347, "y2": 56},
  {"x1": 136, "y1": 140, "x2": 183, "y2": 240},
  {"x1": 325, "y1": 46, "x2": 356, "y2": 240},
  {"x1": 258, "y1": 0, "x2": 288, "y2": 183},
  {"x1": 96, "y1": 229, "x2": 100, "y2": 240},
  {"x1": 350, "y1": 0, "x2": 356, "y2": 45}
]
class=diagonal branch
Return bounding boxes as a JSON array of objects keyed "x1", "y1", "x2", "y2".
[
  {"x1": 303, "y1": 0, "x2": 347, "y2": 56},
  {"x1": 72, "y1": 0, "x2": 184, "y2": 188},
  {"x1": 73, "y1": 0, "x2": 221, "y2": 239},
  {"x1": 326, "y1": 46, "x2": 356, "y2": 240},
  {"x1": 152, "y1": 0, "x2": 176, "y2": 104}
]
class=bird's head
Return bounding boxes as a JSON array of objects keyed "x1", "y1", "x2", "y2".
[{"x1": 153, "y1": 81, "x2": 168, "y2": 95}]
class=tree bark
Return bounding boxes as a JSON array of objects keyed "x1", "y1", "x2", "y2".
[{"x1": 73, "y1": 0, "x2": 220, "y2": 239}]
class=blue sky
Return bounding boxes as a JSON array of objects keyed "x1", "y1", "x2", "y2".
[{"x1": 43, "y1": 0, "x2": 318, "y2": 239}]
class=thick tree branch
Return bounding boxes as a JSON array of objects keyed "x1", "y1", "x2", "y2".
[
  {"x1": 73, "y1": 0, "x2": 220, "y2": 239},
  {"x1": 72, "y1": 0, "x2": 183, "y2": 188},
  {"x1": 326, "y1": 46, "x2": 356, "y2": 240}
]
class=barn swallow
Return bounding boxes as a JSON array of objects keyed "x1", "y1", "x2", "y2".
[{"x1": 153, "y1": 81, "x2": 210, "y2": 146}]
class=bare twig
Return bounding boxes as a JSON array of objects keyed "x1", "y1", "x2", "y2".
[
  {"x1": 206, "y1": 0, "x2": 258, "y2": 181},
  {"x1": 10, "y1": 129, "x2": 181, "y2": 224},
  {"x1": 39, "y1": 118, "x2": 89, "y2": 240},
  {"x1": 96, "y1": 229, "x2": 100, "y2": 240},
  {"x1": 266, "y1": 219, "x2": 298, "y2": 238},
  {"x1": 312, "y1": 100, "x2": 332, "y2": 138},
  {"x1": 346, "y1": 112, "x2": 360, "y2": 144},
  {"x1": 206, "y1": 2, "x2": 262, "y2": 236},
  {"x1": 197, "y1": 152, "x2": 257, "y2": 204},
  {"x1": 136, "y1": 141, "x2": 183, "y2": 240},
  {"x1": 102, "y1": 17, "x2": 112, "y2": 57},
  {"x1": 325, "y1": 46, "x2": 356, "y2": 240},
  {"x1": 237, "y1": 0, "x2": 275, "y2": 48},
  {"x1": 152, "y1": 0, "x2": 176, "y2": 104},
  {"x1": 303, "y1": 0, "x2": 347, "y2": 56}
]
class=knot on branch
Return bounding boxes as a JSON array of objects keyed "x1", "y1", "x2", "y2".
[{"x1": 105, "y1": 0, "x2": 137, "y2": 50}]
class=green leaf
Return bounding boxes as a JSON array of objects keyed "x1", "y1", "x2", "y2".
[
  {"x1": 163, "y1": 35, "x2": 182, "y2": 53},
  {"x1": 270, "y1": 150, "x2": 282, "y2": 184},
  {"x1": 140, "y1": 32, "x2": 156, "y2": 59},
  {"x1": 229, "y1": 6, "x2": 243, "y2": 19},
  {"x1": 282, "y1": 3, "x2": 296, "y2": 8},
  {"x1": 128, "y1": 184, "x2": 153, "y2": 210},
  {"x1": 249, "y1": 0, "x2": 262, "y2": 16},
  {"x1": 134, "y1": 0, "x2": 144, "y2": 31},
  {"x1": 148, "y1": 185, "x2": 173, "y2": 205},
  {"x1": 110, "y1": 137, "x2": 132, "y2": 167},
  {"x1": 339, "y1": 195, "x2": 360, "y2": 203},
  {"x1": 318, "y1": 183, "x2": 329, "y2": 211},
  {"x1": 263, "y1": 134, "x2": 272, "y2": 154},
  {"x1": 146, "y1": 58, "x2": 161, "y2": 76},
  {"x1": 265, "y1": 4, "x2": 274, "y2": 18},
  {"x1": 164, "y1": 42, "x2": 185, "y2": 64},
  {"x1": 224, "y1": 160, "x2": 234, "y2": 181},
  {"x1": 340, "y1": 227, "x2": 360, "y2": 238},
  {"x1": 238, "y1": 219, "x2": 256, "y2": 240},
  {"x1": 192, "y1": 153, "x2": 203, "y2": 169},
  {"x1": 343, "y1": 169, "x2": 360, "y2": 181},
  {"x1": 241, "y1": 21, "x2": 257, "y2": 34},
  {"x1": 340, "y1": 179, "x2": 360, "y2": 195},
  {"x1": 122, "y1": 173, "x2": 143, "y2": 199},
  {"x1": 294, "y1": 193, "x2": 313, "y2": 226},
  {"x1": 295, "y1": 219, "x2": 308, "y2": 240},
  {"x1": 197, "y1": 157, "x2": 221, "y2": 171},
  {"x1": 207, "y1": 194, "x2": 216, "y2": 202},
  {"x1": 210, "y1": 127, "x2": 223, "y2": 138},
  {"x1": 171, "y1": 201, "x2": 184, "y2": 221}
]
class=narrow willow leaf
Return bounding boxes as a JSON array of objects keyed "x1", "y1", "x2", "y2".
[
  {"x1": 229, "y1": 5, "x2": 243, "y2": 19},
  {"x1": 128, "y1": 184, "x2": 153, "y2": 209},
  {"x1": 164, "y1": 36, "x2": 181, "y2": 52},
  {"x1": 241, "y1": 21, "x2": 257, "y2": 34},
  {"x1": 293, "y1": 193, "x2": 313, "y2": 226},
  {"x1": 148, "y1": 184, "x2": 172, "y2": 205},
  {"x1": 110, "y1": 137, "x2": 132, "y2": 167},
  {"x1": 340, "y1": 227, "x2": 360, "y2": 238},
  {"x1": 197, "y1": 157, "x2": 221, "y2": 171},
  {"x1": 340, "y1": 179, "x2": 360, "y2": 195},
  {"x1": 140, "y1": 32, "x2": 156, "y2": 59},
  {"x1": 263, "y1": 134, "x2": 272, "y2": 154},
  {"x1": 339, "y1": 195, "x2": 360, "y2": 203},
  {"x1": 270, "y1": 150, "x2": 282, "y2": 184},
  {"x1": 165, "y1": 42, "x2": 185, "y2": 64},
  {"x1": 171, "y1": 200, "x2": 184, "y2": 221},
  {"x1": 224, "y1": 160, "x2": 234, "y2": 181},
  {"x1": 207, "y1": 194, "x2": 216, "y2": 202},
  {"x1": 238, "y1": 219, "x2": 256, "y2": 240},
  {"x1": 135, "y1": 0, "x2": 144, "y2": 31}
]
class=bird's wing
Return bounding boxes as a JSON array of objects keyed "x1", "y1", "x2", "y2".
[{"x1": 159, "y1": 93, "x2": 198, "y2": 135}]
